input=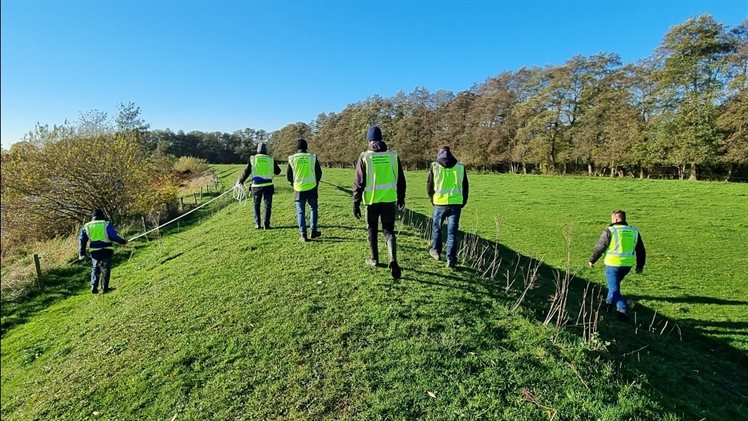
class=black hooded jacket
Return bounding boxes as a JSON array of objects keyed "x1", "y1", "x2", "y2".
[{"x1": 426, "y1": 149, "x2": 469, "y2": 206}]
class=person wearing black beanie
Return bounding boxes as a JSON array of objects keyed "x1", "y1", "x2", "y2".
[
  {"x1": 352, "y1": 125, "x2": 406, "y2": 279},
  {"x1": 287, "y1": 138, "x2": 323, "y2": 241}
]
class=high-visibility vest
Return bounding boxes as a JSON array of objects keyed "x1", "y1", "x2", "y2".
[
  {"x1": 604, "y1": 225, "x2": 639, "y2": 267},
  {"x1": 287, "y1": 153, "x2": 318, "y2": 192},
  {"x1": 361, "y1": 150, "x2": 398, "y2": 205},
  {"x1": 250, "y1": 154, "x2": 275, "y2": 187},
  {"x1": 432, "y1": 162, "x2": 464, "y2": 205},
  {"x1": 84, "y1": 220, "x2": 114, "y2": 252}
]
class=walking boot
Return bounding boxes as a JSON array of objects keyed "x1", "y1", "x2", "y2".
[
  {"x1": 429, "y1": 249, "x2": 440, "y2": 261},
  {"x1": 365, "y1": 258, "x2": 378, "y2": 267},
  {"x1": 616, "y1": 311, "x2": 629, "y2": 322},
  {"x1": 386, "y1": 236, "x2": 401, "y2": 279},
  {"x1": 311, "y1": 229, "x2": 321, "y2": 238}
]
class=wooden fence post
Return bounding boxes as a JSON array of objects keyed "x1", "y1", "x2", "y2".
[
  {"x1": 141, "y1": 216, "x2": 149, "y2": 242},
  {"x1": 33, "y1": 254, "x2": 43, "y2": 290}
]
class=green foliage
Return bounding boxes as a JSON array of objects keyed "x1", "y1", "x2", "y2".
[
  {"x1": 172, "y1": 156, "x2": 210, "y2": 176},
  {"x1": 0, "y1": 131, "x2": 174, "y2": 251}
]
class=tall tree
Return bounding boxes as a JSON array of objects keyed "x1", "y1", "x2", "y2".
[{"x1": 654, "y1": 15, "x2": 732, "y2": 179}]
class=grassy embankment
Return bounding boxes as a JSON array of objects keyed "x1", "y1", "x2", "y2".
[{"x1": 1, "y1": 165, "x2": 745, "y2": 419}]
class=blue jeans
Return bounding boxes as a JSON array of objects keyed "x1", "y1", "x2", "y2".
[
  {"x1": 295, "y1": 195, "x2": 318, "y2": 236},
  {"x1": 431, "y1": 205, "x2": 462, "y2": 263},
  {"x1": 605, "y1": 265, "x2": 632, "y2": 312},
  {"x1": 91, "y1": 254, "x2": 112, "y2": 290}
]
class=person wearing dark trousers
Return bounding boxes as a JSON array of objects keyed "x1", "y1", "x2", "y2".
[
  {"x1": 287, "y1": 138, "x2": 323, "y2": 242},
  {"x1": 236, "y1": 143, "x2": 281, "y2": 229},
  {"x1": 353, "y1": 126, "x2": 406, "y2": 279},
  {"x1": 78, "y1": 209, "x2": 128, "y2": 294},
  {"x1": 426, "y1": 146, "x2": 469, "y2": 268},
  {"x1": 588, "y1": 210, "x2": 647, "y2": 322}
]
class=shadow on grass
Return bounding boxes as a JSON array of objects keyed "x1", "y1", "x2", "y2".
[
  {"x1": 1, "y1": 262, "x2": 89, "y2": 337},
  {"x1": 395, "y1": 204, "x2": 748, "y2": 418},
  {"x1": 1, "y1": 191, "x2": 236, "y2": 339}
]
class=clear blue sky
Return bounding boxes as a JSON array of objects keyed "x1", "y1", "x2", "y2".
[{"x1": 2, "y1": 0, "x2": 746, "y2": 147}]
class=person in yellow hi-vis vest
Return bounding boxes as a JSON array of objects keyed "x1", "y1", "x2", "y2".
[
  {"x1": 78, "y1": 209, "x2": 128, "y2": 294},
  {"x1": 287, "y1": 138, "x2": 323, "y2": 242},
  {"x1": 353, "y1": 126, "x2": 406, "y2": 279},
  {"x1": 236, "y1": 143, "x2": 281, "y2": 229},
  {"x1": 588, "y1": 210, "x2": 647, "y2": 322},
  {"x1": 426, "y1": 146, "x2": 469, "y2": 268}
]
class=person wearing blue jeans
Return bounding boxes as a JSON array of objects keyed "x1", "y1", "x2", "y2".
[
  {"x1": 79, "y1": 209, "x2": 128, "y2": 294},
  {"x1": 287, "y1": 138, "x2": 323, "y2": 242},
  {"x1": 426, "y1": 146, "x2": 469, "y2": 268},
  {"x1": 431, "y1": 205, "x2": 462, "y2": 265},
  {"x1": 294, "y1": 195, "x2": 318, "y2": 240},
  {"x1": 588, "y1": 210, "x2": 646, "y2": 322}
]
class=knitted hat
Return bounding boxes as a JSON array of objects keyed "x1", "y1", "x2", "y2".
[
  {"x1": 92, "y1": 209, "x2": 105, "y2": 220},
  {"x1": 257, "y1": 143, "x2": 268, "y2": 154},
  {"x1": 367, "y1": 126, "x2": 382, "y2": 142},
  {"x1": 296, "y1": 138, "x2": 308, "y2": 151}
]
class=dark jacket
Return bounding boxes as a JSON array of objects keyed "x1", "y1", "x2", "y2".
[
  {"x1": 426, "y1": 150, "x2": 469, "y2": 207},
  {"x1": 79, "y1": 217, "x2": 127, "y2": 259},
  {"x1": 589, "y1": 222, "x2": 646, "y2": 270},
  {"x1": 238, "y1": 154, "x2": 282, "y2": 194},
  {"x1": 353, "y1": 140, "x2": 406, "y2": 206},
  {"x1": 286, "y1": 150, "x2": 323, "y2": 200}
]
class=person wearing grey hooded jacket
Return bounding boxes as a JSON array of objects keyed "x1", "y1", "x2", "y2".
[{"x1": 426, "y1": 146, "x2": 469, "y2": 268}]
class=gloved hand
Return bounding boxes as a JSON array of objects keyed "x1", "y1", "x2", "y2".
[
  {"x1": 397, "y1": 201, "x2": 405, "y2": 212},
  {"x1": 353, "y1": 203, "x2": 362, "y2": 220},
  {"x1": 635, "y1": 267, "x2": 643, "y2": 274},
  {"x1": 234, "y1": 181, "x2": 242, "y2": 189},
  {"x1": 78, "y1": 254, "x2": 86, "y2": 261}
]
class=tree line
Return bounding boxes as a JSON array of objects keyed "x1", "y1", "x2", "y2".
[{"x1": 267, "y1": 15, "x2": 746, "y2": 180}]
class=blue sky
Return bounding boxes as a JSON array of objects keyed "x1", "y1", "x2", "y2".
[{"x1": 2, "y1": 0, "x2": 746, "y2": 147}]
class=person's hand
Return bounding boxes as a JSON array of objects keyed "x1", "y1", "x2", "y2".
[
  {"x1": 635, "y1": 267, "x2": 643, "y2": 274},
  {"x1": 123, "y1": 239, "x2": 129, "y2": 245},
  {"x1": 78, "y1": 254, "x2": 86, "y2": 261},
  {"x1": 234, "y1": 181, "x2": 242, "y2": 189},
  {"x1": 353, "y1": 203, "x2": 361, "y2": 220},
  {"x1": 397, "y1": 201, "x2": 405, "y2": 212},
  {"x1": 588, "y1": 261, "x2": 594, "y2": 269}
]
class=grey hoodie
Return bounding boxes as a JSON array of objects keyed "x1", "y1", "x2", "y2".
[{"x1": 426, "y1": 148, "x2": 469, "y2": 206}]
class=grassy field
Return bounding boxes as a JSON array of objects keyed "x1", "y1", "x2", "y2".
[
  {"x1": 401, "y1": 170, "x2": 748, "y2": 352},
  {"x1": 1, "y1": 165, "x2": 746, "y2": 419}
]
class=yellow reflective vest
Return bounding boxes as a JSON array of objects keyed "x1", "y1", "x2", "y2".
[
  {"x1": 84, "y1": 220, "x2": 114, "y2": 251},
  {"x1": 287, "y1": 153, "x2": 318, "y2": 192},
  {"x1": 250, "y1": 154, "x2": 275, "y2": 187},
  {"x1": 362, "y1": 150, "x2": 398, "y2": 205},
  {"x1": 432, "y1": 162, "x2": 464, "y2": 205},
  {"x1": 604, "y1": 225, "x2": 639, "y2": 267}
]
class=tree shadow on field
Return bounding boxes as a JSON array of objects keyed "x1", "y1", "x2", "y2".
[{"x1": 396, "y1": 205, "x2": 748, "y2": 419}]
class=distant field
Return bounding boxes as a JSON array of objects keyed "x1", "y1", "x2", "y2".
[{"x1": 1, "y1": 165, "x2": 746, "y2": 420}]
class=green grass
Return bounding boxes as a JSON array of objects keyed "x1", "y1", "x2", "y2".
[
  {"x1": 1, "y1": 166, "x2": 745, "y2": 419},
  {"x1": 403, "y1": 171, "x2": 748, "y2": 351}
]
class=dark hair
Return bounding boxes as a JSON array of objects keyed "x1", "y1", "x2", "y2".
[
  {"x1": 612, "y1": 210, "x2": 626, "y2": 221},
  {"x1": 92, "y1": 208, "x2": 106, "y2": 220},
  {"x1": 441, "y1": 146, "x2": 450, "y2": 152}
]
